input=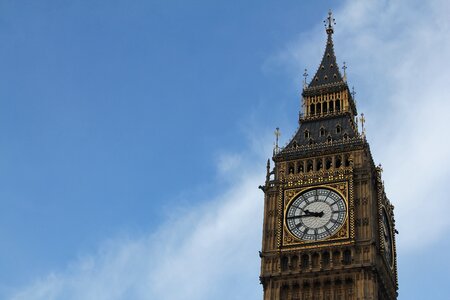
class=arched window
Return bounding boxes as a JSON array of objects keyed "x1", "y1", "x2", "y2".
[
  {"x1": 304, "y1": 130, "x2": 310, "y2": 139},
  {"x1": 329, "y1": 100, "x2": 334, "y2": 112},
  {"x1": 307, "y1": 160, "x2": 313, "y2": 172},
  {"x1": 316, "y1": 102, "x2": 322, "y2": 114},
  {"x1": 291, "y1": 255, "x2": 299, "y2": 270},
  {"x1": 301, "y1": 254, "x2": 309, "y2": 269},
  {"x1": 297, "y1": 163, "x2": 304, "y2": 173},
  {"x1": 310, "y1": 104, "x2": 315, "y2": 115},
  {"x1": 312, "y1": 253, "x2": 320, "y2": 268},
  {"x1": 281, "y1": 256, "x2": 289, "y2": 271},
  {"x1": 323, "y1": 101, "x2": 328, "y2": 113},
  {"x1": 333, "y1": 251, "x2": 341, "y2": 266},
  {"x1": 288, "y1": 163, "x2": 295, "y2": 174},
  {"x1": 343, "y1": 133, "x2": 348, "y2": 140},
  {"x1": 343, "y1": 249, "x2": 352, "y2": 265},
  {"x1": 317, "y1": 159, "x2": 323, "y2": 170},
  {"x1": 336, "y1": 99, "x2": 341, "y2": 111},
  {"x1": 322, "y1": 251, "x2": 330, "y2": 267},
  {"x1": 335, "y1": 156, "x2": 342, "y2": 168},
  {"x1": 320, "y1": 127, "x2": 325, "y2": 137},
  {"x1": 325, "y1": 158, "x2": 332, "y2": 169},
  {"x1": 336, "y1": 124, "x2": 342, "y2": 134},
  {"x1": 327, "y1": 135, "x2": 332, "y2": 143},
  {"x1": 345, "y1": 155, "x2": 351, "y2": 167}
]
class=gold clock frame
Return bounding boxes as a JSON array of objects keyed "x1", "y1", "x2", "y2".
[
  {"x1": 276, "y1": 170, "x2": 356, "y2": 250},
  {"x1": 284, "y1": 184, "x2": 349, "y2": 242}
]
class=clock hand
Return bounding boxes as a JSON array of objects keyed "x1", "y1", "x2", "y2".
[
  {"x1": 287, "y1": 211, "x2": 325, "y2": 219},
  {"x1": 307, "y1": 211, "x2": 324, "y2": 217},
  {"x1": 287, "y1": 214, "x2": 316, "y2": 219}
]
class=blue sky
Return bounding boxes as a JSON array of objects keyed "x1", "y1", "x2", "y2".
[{"x1": 1, "y1": 0, "x2": 450, "y2": 299}]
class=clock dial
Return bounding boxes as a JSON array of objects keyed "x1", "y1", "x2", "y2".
[
  {"x1": 286, "y1": 188, "x2": 347, "y2": 241},
  {"x1": 381, "y1": 207, "x2": 394, "y2": 267}
]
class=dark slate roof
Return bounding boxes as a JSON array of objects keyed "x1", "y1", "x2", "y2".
[
  {"x1": 286, "y1": 113, "x2": 357, "y2": 148},
  {"x1": 308, "y1": 32, "x2": 344, "y2": 88}
]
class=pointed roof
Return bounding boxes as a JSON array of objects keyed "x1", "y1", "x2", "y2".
[{"x1": 308, "y1": 11, "x2": 344, "y2": 88}]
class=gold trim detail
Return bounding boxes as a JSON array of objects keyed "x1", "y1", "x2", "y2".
[{"x1": 279, "y1": 176, "x2": 355, "y2": 249}]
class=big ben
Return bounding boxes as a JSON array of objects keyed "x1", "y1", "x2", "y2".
[{"x1": 259, "y1": 11, "x2": 398, "y2": 300}]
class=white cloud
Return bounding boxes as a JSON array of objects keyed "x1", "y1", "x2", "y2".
[
  {"x1": 270, "y1": 0, "x2": 450, "y2": 250},
  {"x1": 217, "y1": 153, "x2": 242, "y2": 174},
  {"x1": 9, "y1": 150, "x2": 266, "y2": 300}
]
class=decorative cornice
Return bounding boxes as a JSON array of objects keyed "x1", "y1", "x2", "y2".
[
  {"x1": 274, "y1": 137, "x2": 366, "y2": 161},
  {"x1": 302, "y1": 81, "x2": 347, "y2": 96}
]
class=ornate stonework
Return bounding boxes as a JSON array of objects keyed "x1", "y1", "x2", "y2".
[{"x1": 259, "y1": 11, "x2": 398, "y2": 300}]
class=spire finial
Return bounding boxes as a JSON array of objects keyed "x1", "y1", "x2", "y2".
[
  {"x1": 266, "y1": 159, "x2": 271, "y2": 183},
  {"x1": 324, "y1": 9, "x2": 336, "y2": 34},
  {"x1": 342, "y1": 62, "x2": 347, "y2": 82},
  {"x1": 377, "y1": 163, "x2": 383, "y2": 174},
  {"x1": 273, "y1": 127, "x2": 281, "y2": 155},
  {"x1": 360, "y1": 113, "x2": 366, "y2": 137},
  {"x1": 303, "y1": 69, "x2": 308, "y2": 87}
]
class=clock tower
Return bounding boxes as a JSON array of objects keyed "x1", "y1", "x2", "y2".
[{"x1": 259, "y1": 11, "x2": 398, "y2": 300}]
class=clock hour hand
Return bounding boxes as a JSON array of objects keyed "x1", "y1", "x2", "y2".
[
  {"x1": 287, "y1": 210, "x2": 325, "y2": 219},
  {"x1": 305, "y1": 210, "x2": 324, "y2": 217}
]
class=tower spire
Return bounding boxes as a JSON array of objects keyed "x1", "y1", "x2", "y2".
[{"x1": 307, "y1": 10, "x2": 343, "y2": 88}]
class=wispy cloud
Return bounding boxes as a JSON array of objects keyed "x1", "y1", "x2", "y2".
[{"x1": 10, "y1": 149, "x2": 266, "y2": 300}]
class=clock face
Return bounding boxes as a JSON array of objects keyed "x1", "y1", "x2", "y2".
[
  {"x1": 286, "y1": 188, "x2": 347, "y2": 241},
  {"x1": 381, "y1": 207, "x2": 394, "y2": 267}
]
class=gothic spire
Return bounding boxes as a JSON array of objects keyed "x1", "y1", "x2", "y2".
[{"x1": 307, "y1": 10, "x2": 344, "y2": 88}]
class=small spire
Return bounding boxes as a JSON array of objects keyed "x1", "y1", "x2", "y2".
[
  {"x1": 303, "y1": 69, "x2": 308, "y2": 88},
  {"x1": 342, "y1": 62, "x2": 347, "y2": 82},
  {"x1": 360, "y1": 113, "x2": 366, "y2": 137},
  {"x1": 273, "y1": 127, "x2": 281, "y2": 155},
  {"x1": 324, "y1": 9, "x2": 336, "y2": 35},
  {"x1": 377, "y1": 163, "x2": 383, "y2": 174},
  {"x1": 351, "y1": 86, "x2": 357, "y2": 106}
]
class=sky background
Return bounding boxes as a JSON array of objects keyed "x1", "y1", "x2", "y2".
[{"x1": 1, "y1": 0, "x2": 450, "y2": 299}]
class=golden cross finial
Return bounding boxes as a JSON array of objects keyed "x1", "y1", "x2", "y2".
[
  {"x1": 360, "y1": 113, "x2": 366, "y2": 137},
  {"x1": 303, "y1": 69, "x2": 308, "y2": 87},
  {"x1": 324, "y1": 9, "x2": 336, "y2": 34}
]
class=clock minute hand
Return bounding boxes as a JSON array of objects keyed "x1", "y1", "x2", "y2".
[
  {"x1": 287, "y1": 214, "x2": 314, "y2": 219},
  {"x1": 287, "y1": 210, "x2": 324, "y2": 219}
]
